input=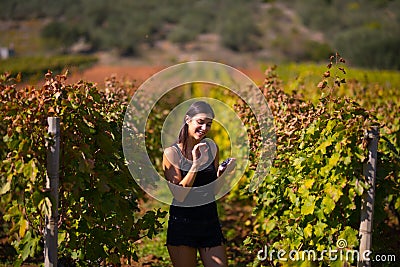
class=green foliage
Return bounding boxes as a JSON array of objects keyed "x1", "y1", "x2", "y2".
[
  {"x1": 334, "y1": 27, "x2": 400, "y2": 70},
  {"x1": 302, "y1": 41, "x2": 334, "y2": 62},
  {"x1": 218, "y1": 2, "x2": 262, "y2": 52},
  {"x1": 41, "y1": 21, "x2": 82, "y2": 49},
  {"x1": 3, "y1": 0, "x2": 399, "y2": 68},
  {"x1": 290, "y1": 0, "x2": 400, "y2": 69},
  {"x1": 271, "y1": 36, "x2": 334, "y2": 63},
  {"x1": 167, "y1": 26, "x2": 198, "y2": 45},
  {"x1": 1, "y1": 0, "x2": 264, "y2": 55},
  {"x1": 236, "y1": 54, "x2": 400, "y2": 265},
  {"x1": 0, "y1": 72, "x2": 166, "y2": 265},
  {"x1": 0, "y1": 0, "x2": 69, "y2": 20},
  {"x1": 166, "y1": 1, "x2": 218, "y2": 45},
  {"x1": 0, "y1": 55, "x2": 98, "y2": 82},
  {"x1": 1, "y1": 52, "x2": 399, "y2": 266},
  {"x1": 267, "y1": 62, "x2": 400, "y2": 104}
]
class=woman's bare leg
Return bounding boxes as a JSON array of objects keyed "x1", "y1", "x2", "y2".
[
  {"x1": 167, "y1": 245, "x2": 198, "y2": 267},
  {"x1": 199, "y1": 245, "x2": 228, "y2": 267}
]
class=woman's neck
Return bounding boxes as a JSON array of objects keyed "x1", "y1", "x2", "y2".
[
  {"x1": 187, "y1": 136, "x2": 200, "y2": 148},
  {"x1": 181, "y1": 136, "x2": 201, "y2": 158}
]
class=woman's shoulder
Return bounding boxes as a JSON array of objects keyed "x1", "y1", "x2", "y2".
[{"x1": 163, "y1": 144, "x2": 181, "y2": 162}]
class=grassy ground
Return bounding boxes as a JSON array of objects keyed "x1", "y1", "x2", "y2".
[
  {"x1": 271, "y1": 62, "x2": 400, "y2": 103},
  {"x1": 0, "y1": 54, "x2": 98, "y2": 83}
]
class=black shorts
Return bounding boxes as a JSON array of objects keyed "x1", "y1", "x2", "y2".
[{"x1": 166, "y1": 215, "x2": 227, "y2": 248}]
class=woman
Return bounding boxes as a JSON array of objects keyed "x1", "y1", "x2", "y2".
[{"x1": 163, "y1": 101, "x2": 235, "y2": 267}]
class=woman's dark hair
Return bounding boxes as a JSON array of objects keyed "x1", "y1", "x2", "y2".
[{"x1": 178, "y1": 101, "x2": 215, "y2": 157}]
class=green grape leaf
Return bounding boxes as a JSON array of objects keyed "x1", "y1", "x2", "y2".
[
  {"x1": 301, "y1": 195, "x2": 316, "y2": 215},
  {"x1": 314, "y1": 221, "x2": 328, "y2": 237},
  {"x1": 304, "y1": 223, "x2": 313, "y2": 238},
  {"x1": 322, "y1": 196, "x2": 336, "y2": 214}
]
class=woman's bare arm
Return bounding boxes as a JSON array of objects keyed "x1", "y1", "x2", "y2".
[{"x1": 163, "y1": 143, "x2": 208, "y2": 202}]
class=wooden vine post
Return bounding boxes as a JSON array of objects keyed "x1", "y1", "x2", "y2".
[
  {"x1": 358, "y1": 126, "x2": 379, "y2": 267},
  {"x1": 44, "y1": 117, "x2": 60, "y2": 267}
]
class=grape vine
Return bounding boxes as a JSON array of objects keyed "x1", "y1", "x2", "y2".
[{"x1": 0, "y1": 72, "x2": 166, "y2": 265}]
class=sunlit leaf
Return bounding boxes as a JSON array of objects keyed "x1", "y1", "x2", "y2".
[
  {"x1": 19, "y1": 218, "x2": 29, "y2": 238},
  {"x1": 0, "y1": 180, "x2": 11, "y2": 195},
  {"x1": 304, "y1": 223, "x2": 313, "y2": 238},
  {"x1": 314, "y1": 221, "x2": 327, "y2": 237},
  {"x1": 322, "y1": 196, "x2": 335, "y2": 214},
  {"x1": 301, "y1": 195, "x2": 316, "y2": 215}
]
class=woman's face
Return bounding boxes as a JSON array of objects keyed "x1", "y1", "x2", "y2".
[{"x1": 186, "y1": 113, "x2": 213, "y2": 141}]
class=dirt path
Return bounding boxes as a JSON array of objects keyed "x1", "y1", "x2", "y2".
[{"x1": 68, "y1": 64, "x2": 267, "y2": 88}]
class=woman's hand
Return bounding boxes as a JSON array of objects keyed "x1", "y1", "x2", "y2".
[
  {"x1": 217, "y1": 158, "x2": 236, "y2": 177},
  {"x1": 191, "y1": 142, "x2": 209, "y2": 168}
]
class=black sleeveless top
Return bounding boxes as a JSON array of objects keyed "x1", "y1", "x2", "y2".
[{"x1": 169, "y1": 142, "x2": 219, "y2": 221}]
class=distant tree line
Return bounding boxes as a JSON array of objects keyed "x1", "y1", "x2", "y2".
[
  {"x1": 1, "y1": 0, "x2": 399, "y2": 69},
  {"x1": 1, "y1": 0, "x2": 262, "y2": 55},
  {"x1": 290, "y1": 0, "x2": 400, "y2": 69}
]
